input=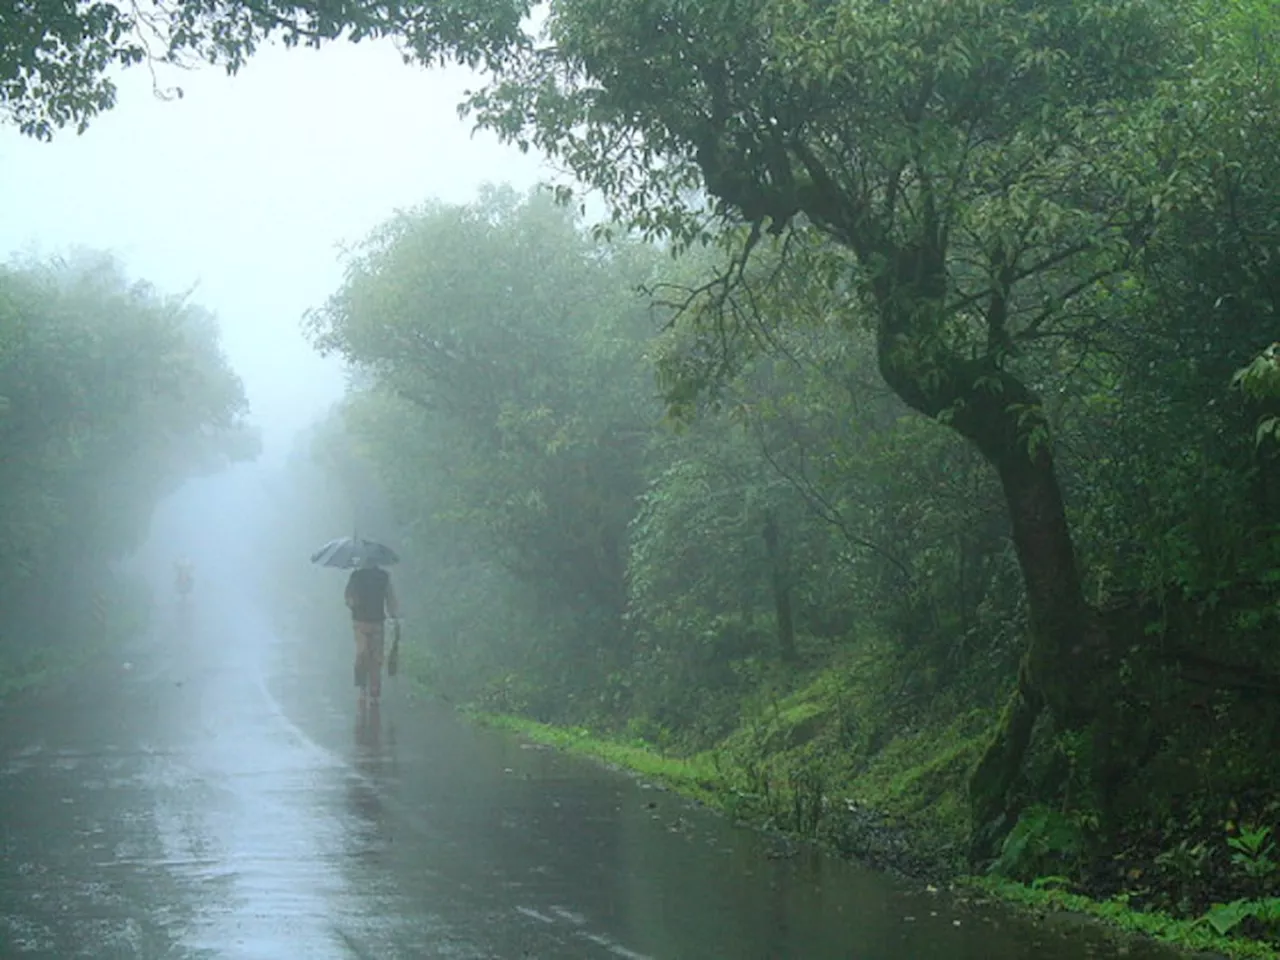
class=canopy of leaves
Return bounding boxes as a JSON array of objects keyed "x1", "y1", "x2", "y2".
[
  {"x1": 152, "y1": 0, "x2": 1280, "y2": 921},
  {"x1": 305, "y1": 186, "x2": 666, "y2": 704},
  {"x1": 0, "y1": 0, "x2": 531, "y2": 139},
  {"x1": 0, "y1": 251, "x2": 257, "y2": 647}
]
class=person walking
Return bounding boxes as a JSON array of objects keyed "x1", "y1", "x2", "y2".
[
  {"x1": 344, "y1": 555, "x2": 399, "y2": 702},
  {"x1": 174, "y1": 558, "x2": 194, "y2": 598}
]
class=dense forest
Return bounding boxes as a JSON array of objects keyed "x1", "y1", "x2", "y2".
[
  {"x1": 287, "y1": 151, "x2": 1280, "y2": 943},
  {"x1": 0, "y1": 253, "x2": 257, "y2": 690},
  {"x1": 5, "y1": 0, "x2": 1280, "y2": 951}
]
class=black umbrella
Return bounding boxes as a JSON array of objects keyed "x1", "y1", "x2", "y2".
[{"x1": 310, "y1": 536, "x2": 400, "y2": 569}]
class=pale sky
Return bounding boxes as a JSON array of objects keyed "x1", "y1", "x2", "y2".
[{"x1": 0, "y1": 40, "x2": 550, "y2": 465}]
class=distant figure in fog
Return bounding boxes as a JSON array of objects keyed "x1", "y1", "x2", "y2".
[
  {"x1": 345, "y1": 556, "x2": 399, "y2": 702},
  {"x1": 174, "y1": 558, "x2": 194, "y2": 598}
]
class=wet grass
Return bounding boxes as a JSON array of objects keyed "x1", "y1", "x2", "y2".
[
  {"x1": 963, "y1": 877, "x2": 1280, "y2": 960},
  {"x1": 0, "y1": 581, "x2": 151, "y2": 706},
  {"x1": 842, "y1": 707, "x2": 990, "y2": 851},
  {"x1": 0, "y1": 643, "x2": 100, "y2": 703},
  {"x1": 0, "y1": 652, "x2": 61, "y2": 701},
  {"x1": 468, "y1": 711, "x2": 726, "y2": 807},
  {"x1": 459, "y1": 652, "x2": 1280, "y2": 960},
  {"x1": 467, "y1": 666, "x2": 987, "y2": 874}
]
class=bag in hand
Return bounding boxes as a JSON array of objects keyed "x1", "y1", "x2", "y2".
[{"x1": 387, "y1": 619, "x2": 401, "y2": 677}]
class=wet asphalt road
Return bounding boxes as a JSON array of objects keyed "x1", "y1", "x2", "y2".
[{"x1": 0, "y1": 598, "x2": 1190, "y2": 959}]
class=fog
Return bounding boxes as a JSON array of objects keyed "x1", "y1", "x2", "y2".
[
  {"x1": 6, "y1": 6, "x2": 1276, "y2": 957},
  {"x1": 0, "y1": 38, "x2": 548, "y2": 446},
  {"x1": 0, "y1": 39, "x2": 549, "y2": 597}
]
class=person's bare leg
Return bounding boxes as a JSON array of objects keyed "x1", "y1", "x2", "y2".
[
  {"x1": 367, "y1": 625, "x2": 385, "y2": 700},
  {"x1": 354, "y1": 623, "x2": 370, "y2": 695}
]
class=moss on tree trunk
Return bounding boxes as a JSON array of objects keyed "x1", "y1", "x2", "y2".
[
  {"x1": 873, "y1": 255, "x2": 1106, "y2": 861},
  {"x1": 967, "y1": 658, "x2": 1045, "y2": 862}
]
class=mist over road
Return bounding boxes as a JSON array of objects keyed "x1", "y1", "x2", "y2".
[{"x1": 0, "y1": 569, "x2": 1188, "y2": 959}]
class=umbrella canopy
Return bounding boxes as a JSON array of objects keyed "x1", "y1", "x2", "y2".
[{"x1": 310, "y1": 536, "x2": 400, "y2": 569}]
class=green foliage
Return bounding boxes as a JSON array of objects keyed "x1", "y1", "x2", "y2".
[
  {"x1": 988, "y1": 805, "x2": 1089, "y2": 881},
  {"x1": 1201, "y1": 898, "x2": 1280, "y2": 938},
  {"x1": 1234, "y1": 348, "x2": 1280, "y2": 406},
  {"x1": 0, "y1": 573, "x2": 151, "y2": 699},
  {"x1": 228, "y1": 0, "x2": 1280, "y2": 950},
  {"x1": 11, "y1": 0, "x2": 1280, "y2": 947},
  {"x1": 468, "y1": 710, "x2": 725, "y2": 807},
  {"x1": 0, "y1": 0, "x2": 529, "y2": 139},
  {"x1": 1234, "y1": 346, "x2": 1280, "y2": 447},
  {"x1": 1229, "y1": 825, "x2": 1280, "y2": 883},
  {"x1": 468, "y1": 5, "x2": 1234, "y2": 829},
  {"x1": 0, "y1": 251, "x2": 252, "y2": 678},
  {"x1": 968, "y1": 877, "x2": 1280, "y2": 959},
  {"x1": 1154, "y1": 839, "x2": 1212, "y2": 910},
  {"x1": 305, "y1": 186, "x2": 665, "y2": 705}
]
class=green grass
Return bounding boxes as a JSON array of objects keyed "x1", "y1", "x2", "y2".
[
  {"x1": 963, "y1": 877, "x2": 1280, "y2": 960},
  {"x1": 851, "y1": 707, "x2": 992, "y2": 847},
  {"x1": 0, "y1": 579, "x2": 152, "y2": 706},
  {"x1": 0, "y1": 643, "x2": 99, "y2": 704},
  {"x1": 468, "y1": 652, "x2": 995, "y2": 851},
  {"x1": 461, "y1": 653, "x2": 1280, "y2": 960},
  {"x1": 476, "y1": 703, "x2": 1280, "y2": 959},
  {"x1": 0, "y1": 653, "x2": 59, "y2": 700},
  {"x1": 469, "y1": 710, "x2": 728, "y2": 807}
]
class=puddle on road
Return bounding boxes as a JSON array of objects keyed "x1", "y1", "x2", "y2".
[
  {"x1": 267, "y1": 633, "x2": 1194, "y2": 960},
  {"x1": 0, "y1": 618, "x2": 1205, "y2": 960}
]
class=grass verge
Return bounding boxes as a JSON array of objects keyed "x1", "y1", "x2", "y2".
[
  {"x1": 459, "y1": 677, "x2": 1280, "y2": 960},
  {"x1": 467, "y1": 710, "x2": 727, "y2": 808},
  {"x1": 0, "y1": 578, "x2": 152, "y2": 706},
  {"x1": 962, "y1": 877, "x2": 1280, "y2": 960}
]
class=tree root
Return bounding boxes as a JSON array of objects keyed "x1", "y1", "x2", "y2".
[{"x1": 967, "y1": 659, "x2": 1045, "y2": 866}]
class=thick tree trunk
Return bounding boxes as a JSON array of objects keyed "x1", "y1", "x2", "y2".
[
  {"x1": 877, "y1": 348, "x2": 1093, "y2": 693},
  {"x1": 872, "y1": 253, "x2": 1102, "y2": 859},
  {"x1": 967, "y1": 658, "x2": 1044, "y2": 862}
]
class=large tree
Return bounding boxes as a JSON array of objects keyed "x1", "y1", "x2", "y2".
[
  {"x1": 18, "y1": 0, "x2": 1278, "y2": 858},
  {"x1": 460, "y1": 0, "x2": 1196, "y2": 854}
]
